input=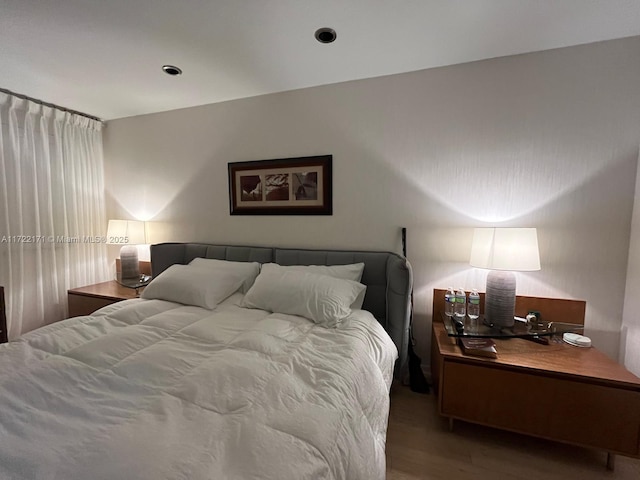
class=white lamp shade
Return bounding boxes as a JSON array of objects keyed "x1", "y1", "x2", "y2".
[
  {"x1": 470, "y1": 228, "x2": 540, "y2": 272},
  {"x1": 106, "y1": 220, "x2": 146, "y2": 245}
]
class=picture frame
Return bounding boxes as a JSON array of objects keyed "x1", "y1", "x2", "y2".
[{"x1": 228, "y1": 155, "x2": 332, "y2": 215}]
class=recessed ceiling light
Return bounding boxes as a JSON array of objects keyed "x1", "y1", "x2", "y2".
[
  {"x1": 162, "y1": 65, "x2": 183, "y2": 76},
  {"x1": 315, "y1": 28, "x2": 336, "y2": 44}
]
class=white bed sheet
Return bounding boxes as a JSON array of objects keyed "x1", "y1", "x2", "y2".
[{"x1": 0, "y1": 292, "x2": 397, "y2": 480}]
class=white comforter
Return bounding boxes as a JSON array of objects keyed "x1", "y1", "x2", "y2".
[{"x1": 0, "y1": 293, "x2": 397, "y2": 480}]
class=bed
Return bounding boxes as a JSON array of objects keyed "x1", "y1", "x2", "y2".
[{"x1": 0, "y1": 243, "x2": 412, "y2": 480}]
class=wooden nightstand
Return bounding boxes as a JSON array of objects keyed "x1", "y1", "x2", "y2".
[
  {"x1": 431, "y1": 288, "x2": 640, "y2": 469},
  {"x1": 67, "y1": 280, "x2": 144, "y2": 318}
]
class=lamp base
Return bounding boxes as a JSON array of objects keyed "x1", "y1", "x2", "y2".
[
  {"x1": 120, "y1": 245, "x2": 140, "y2": 280},
  {"x1": 485, "y1": 270, "x2": 516, "y2": 328}
]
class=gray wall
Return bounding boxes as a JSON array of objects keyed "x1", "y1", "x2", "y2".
[{"x1": 104, "y1": 36, "x2": 640, "y2": 368}]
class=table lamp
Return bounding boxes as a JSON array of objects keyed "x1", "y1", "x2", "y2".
[
  {"x1": 106, "y1": 219, "x2": 146, "y2": 279},
  {"x1": 469, "y1": 228, "x2": 540, "y2": 328}
]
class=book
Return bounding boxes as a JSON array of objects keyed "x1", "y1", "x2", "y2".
[{"x1": 458, "y1": 338, "x2": 498, "y2": 358}]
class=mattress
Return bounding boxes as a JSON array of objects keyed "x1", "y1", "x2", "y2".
[{"x1": 0, "y1": 292, "x2": 397, "y2": 480}]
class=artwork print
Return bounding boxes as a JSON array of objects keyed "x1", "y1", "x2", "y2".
[{"x1": 228, "y1": 155, "x2": 332, "y2": 215}]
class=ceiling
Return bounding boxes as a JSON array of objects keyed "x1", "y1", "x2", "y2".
[{"x1": 2, "y1": 0, "x2": 640, "y2": 121}]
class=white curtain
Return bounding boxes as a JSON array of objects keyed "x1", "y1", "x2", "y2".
[{"x1": 0, "y1": 92, "x2": 109, "y2": 339}]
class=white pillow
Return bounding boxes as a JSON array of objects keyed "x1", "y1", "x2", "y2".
[
  {"x1": 261, "y1": 262, "x2": 364, "y2": 281},
  {"x1": 260, "y1": 263, "x2": 367, "y2": 309},
  {"x1": 141, "y1": 264, "x2": 244, "y2": 309},
  {"x1": 189, "y1": 258, "x2": 261, "y2": 293},
  {"x1": 242, "y1": 268, "x2": 366, "y2": 327}
]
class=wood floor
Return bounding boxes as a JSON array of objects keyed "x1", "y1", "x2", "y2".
[{"x1": 386, "y1": 383, "x2": 640, "y2": 479}]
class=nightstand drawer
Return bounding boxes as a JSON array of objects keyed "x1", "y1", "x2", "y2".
[{"x1": 68, "y1": 294, "x2": 122, "y2": 317}]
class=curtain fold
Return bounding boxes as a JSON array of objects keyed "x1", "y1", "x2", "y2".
[{"x1": 0, "y1": 92, "x2": 109, "y2": 338}]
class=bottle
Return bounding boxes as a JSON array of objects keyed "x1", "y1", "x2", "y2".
[
  {"x1": 467, "y1": 289, "x2": 480, "y2": 332},
  {"x1": 454, "y1": 287, "x2": 466, "y2": 330},
  {"x1": 444, "y1": 287, "x2": 455, "y2": 318}
]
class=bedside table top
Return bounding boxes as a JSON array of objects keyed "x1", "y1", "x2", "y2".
[
  {"x1": 68, "y1": 280, "x2": 143, "y2": 301},
  {"x1": 432, "y1": 321, "x2": 640, "y2": 390}
]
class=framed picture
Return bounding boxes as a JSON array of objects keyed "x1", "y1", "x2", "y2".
[{"x1": 228, "y1": 155, "x2": 332, "y2": 215}]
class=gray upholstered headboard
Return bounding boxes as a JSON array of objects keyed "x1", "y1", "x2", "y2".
[{"x1": 150, "y1": 242, "x2": 413, "y2": 375}]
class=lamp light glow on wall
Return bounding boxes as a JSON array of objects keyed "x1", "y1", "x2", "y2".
[
  {"x1": 469, "y1": 228, "x2": 541, "y2": 328},
  {"x1": 106, "y1": 220, "x2": 146, "y2": 279}
]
